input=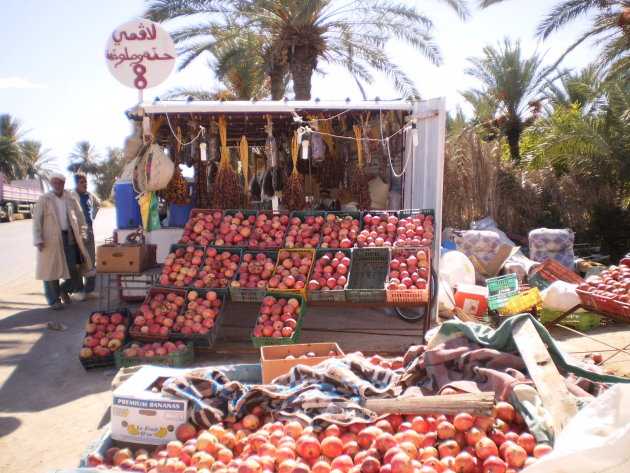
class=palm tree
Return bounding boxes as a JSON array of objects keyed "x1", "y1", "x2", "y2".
[
  {"x1": 0, "y1": 114, "x2": 26, "y2": 181},
  {"x1": 463, "y1": 38, "x2": 554, "y2": 162},
  {"x1": 93, "y1": 147, "x2": 126, "y2": 200},
  {"x1": 144, "y1": 0, "x2": 471, "y2": 100},
  {"x1": 18, "y1": 140, "x2": 57, "y2": 183},
  {"x1": 67, "y1": 140, "x2": 101, "y2": 174}
]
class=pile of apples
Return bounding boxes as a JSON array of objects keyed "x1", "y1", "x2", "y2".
[
  {"x1": 248, "y1": 213, "x2": 290, "y2": 248},
  {"x1": 321, "y1": 214, "x2": 361, "y2": 248},
  {"x1": 213, "y1": 212, "x2": 257, "y2": 246},
  {"x1": 180, "y1": 210, "x2": 223, "y2": 246},
  {"x1": 193, "y1": 247, "x2": 241, "y2": 289},
  {"x1": 387, "y1": 248, "x2": 430, "y2": 291},
  {"x1": 231, "y1": 252, "x2": 276, "y2": 289},
  {"x1": 577, "y1": 263, "x2": 630, "y2": 304},
  {"x1": 131, "y1": 291, "x2": 186, "y2": 337},
  {"x1": 158, "y1": 245, "x2": 204, "y2": 287},
  {"x1": 80, "y1": 311, "x2": 128, "y2": 358},
  {"x1": 175, "y1": 290, "x2": 223, "y2": 334},
  {"x1": 358, "y1": 212, "x2": 398, "y2": 247},
  {"x1": 307, "y1": 251, "x2": 351, "y2": 291},
  {"x1": 121, "y1": 340, "x2": 189, "y2": 359},
  {"x1": 270, "y1": 250, "x2": 313, "y2": 290},
  {"x1": 253, "y1": 295, "x2": 301, "y2": 339},
  {"x1": 284, "y1": 215, "x2": 325, "y2": 248},
  {"x1": 86, "y1": 400, "x2": 553, "y2": 473},
  {"x1": 395, "y1": 213, "x2": 435, "y2": 247}
]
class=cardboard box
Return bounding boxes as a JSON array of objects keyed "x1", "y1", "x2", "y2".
[
  {"x1": 97, "y1": 244, "x2": 148, "y2": 273},
  {"x1": 261, "y1": 342, "x2": 344, "y2": 384},
  {"x1": 111, "y1": 366, "x2": 189, "y2": 445}
]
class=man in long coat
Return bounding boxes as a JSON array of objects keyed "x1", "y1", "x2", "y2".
[{"x1": 32, "y1": 172, "x2": 93, "y2": 309}]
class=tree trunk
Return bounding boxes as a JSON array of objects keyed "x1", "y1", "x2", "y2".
[
  {"x1": 269, "y1": 61, "x2": 286, "y2": 101},
  {"x1": 505, "y1": 125, "x2": 521, "y2": 163},
  {"x1": 290, "y1": 50, "x2": 316, "y2": 100}
]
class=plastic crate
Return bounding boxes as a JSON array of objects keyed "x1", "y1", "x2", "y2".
[
  {"x1": 268, "y1": 248, "x2": 315, "y2": 300},
  {"x1": 385, "y1": 246, "x2": 431, "y2": 304},
  {"x1": 210, "y1": 209, "x2": 259, "y2": 247},
  {"x1": 395, "y1": 209, "x2": 436, "y2": 248},
  {"x1": 190, "y1": 246, "x2": 242, "y2": 294},
  {"x1": 497, "y1": 287, "x2": 542, "y2": 316},
  {"x1": 539, "y1": 309, "x2": 600, "y2": 331},
  {"x1": 79, "y1": 308, "x2": 132, "y2": 371},
  {"x1": 179, "y1": 209, "x2": 224, "y2": 245},
  {"x1": 346, "y1": 247, "x2": 390, "y2": 302},
  {"x1": 247, "y1": 210, "x2": 291, "y2": 251},
  {"x1": 319, "y1": 211, "x2": 362, "y2": 248},
  {"x1": 230, "y1": 250, "x2": 278, "y2": 302},
  {"x1": 169, "y1": 290, "x2": 227, "y2": 347},
  {"x1": 358, "y1": 211, "x2": 399, "y2": 247},
  {"x1": 114, "y1": 341, "x2": 195, "y2": 368},
  {"x1": 487, "y1": 274, "x2": 520, "y2": 310},
  {"x1": 153, "y1": 244, "x2": 207, "y2": 288},
  {"x1": 307, "y1": 248, "x2": 352, "y2": 303},
  {"x1": 528, "y1": 258, "x2": 584, "y2": 290},
  {"x1": 286, "y1": 210, "x2": 326, "y2": 248},
  {"x1": 251, "y1": 292, "x2": 306, "y2": 348},
  {"x1": 577, "y1": 289, "x2": 630, "y2": 318},
  {"x1": 129, "y1": 287, "x2": 187, "y2": 342}
]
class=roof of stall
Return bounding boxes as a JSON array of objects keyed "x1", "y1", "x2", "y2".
[{"x1": 131, "y1": 99, "x2": 416, "y2": 146}]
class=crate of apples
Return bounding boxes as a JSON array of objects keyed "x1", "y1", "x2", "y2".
[
  {"x1": 230, "y1": 251, "x2": 277, "y2": 302},
  {"x1": 156, "y1": 245, "x2": 204, "y2": 287},
  {"x1": 171, "y1": 290, "x2": 225, "y2": 347},
  {"x1": 247, "y1": 210, "x2": 290, "y2": 249},
  {"x1": 395, "y1": 210, "x2": 435, "y2": 247},
  {"x1": 251, "y1": 293, "x2": 305, "y2": 347},
  {"x1": 321, "y1": 212, "x2": 361, "y2": 248},
  {"x1": 192, "y1": 247, "x2": 241, "y2": 290},
  {"x1": 284, "y1": 211, "x2": 325, "y2": 248},
  {"x1": 130, "y1": 289, "x2": 187, "y2": 341},
  {"x1": 386, "y1": 247, "x2": 431, "y2": 303},
  {"x1": 179, "y1": 209, "x2": 223, "y2": 246},
  {"x1": 115, "y1": 340, "x2": 194, "y2": 368},
  {"x1": 269, "y1": 249, "x2": 314, "y2": 293},
  {"x1": 79, "y1": 308, "x2": 131, "y2": 370},
  {"x1": 307, "y1": 249, "x2": 351, "y2": 303},
  {"x1": 213, "y1": 210, "x2": 257, "y2": 246},
  {"x1": 358, "y1": 211, "x2": 398, "y2": 247},
  {"x1": 576, "y1": 262, "x2": 630, "y2": 317}
]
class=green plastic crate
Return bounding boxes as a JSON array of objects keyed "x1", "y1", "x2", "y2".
[
  {"x1": 306, "y1": 248, "x2": 352, "y2": 303},
  {"x1": 539, "y1": 309, "x2": 600, "y2": 331},
  {"x1": 114, "y1": 341, "x2": 195, "y2": 368},
  {"x1": 346, "y1": 247, "x2": 390, "y2": 302},
  {"x1": 251, "y1": 292, "x2": 306, "y2": 348},
  {"x1": 487, "y1": 274, "x2": 519, "y2": 310},
  {"x1": 229, "y1": 250, "x2": 278, "y2": 302}
]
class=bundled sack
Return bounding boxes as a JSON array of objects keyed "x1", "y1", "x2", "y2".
[
  {"x1": 454, "y1": 230, "x2": 500, "y2": 267},
  {"x1": 529, "y1": 228, "x2": 576, "y2": 271},
  {"x1": 133, "y1": 143, "x2": 174, "y2": 193}
]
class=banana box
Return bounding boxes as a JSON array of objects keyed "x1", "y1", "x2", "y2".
[{"x1": 111, "y1": 365, "x2": 190, "y2": 445}]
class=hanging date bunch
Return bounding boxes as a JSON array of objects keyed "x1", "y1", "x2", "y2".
[
  {"x1": 209, "y1": 116, "x2": 241, "y2": 209},
  {"x1": 280, "y1": 132, "x2": 306, "y2": 210},
  {"x1": 351, "y1": 125, "x2": 371, "y2": 211},
  {"x1": 161, "y1": 166, "x2": 190, "y2": 206},
  {"x1": 316, "y1": 116, "x2": 343, "y2": 188}
]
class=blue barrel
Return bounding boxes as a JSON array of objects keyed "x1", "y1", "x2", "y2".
[
  {"x1": 114, "y1": 178, "x2": 142, "y2": 229},
  {"x1": 168, "y1": 181, "x2": 195, "y2": 227}
]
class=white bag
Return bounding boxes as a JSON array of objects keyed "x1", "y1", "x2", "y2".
[
  {"x1": 540, "y1": 281, "x2": 584, "y2": 313},
  {"x1": 133, "y1": 143, "x2": 174, "y2": 193}
]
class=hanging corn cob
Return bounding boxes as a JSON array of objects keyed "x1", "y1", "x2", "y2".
[
  {"x1": 316, "y1": 116, "x2": 343, "y2": 188},
  {"x1": 351, "y1": 124, "x2": 371, "y2": 211},
  {"x1": 280, "y1": 131, "x2": 306, "y2": 210},
  {"x1": 209, "y1": 116, "x2": 241, "y2": 209},
  {"x1": 162, "y1": 166, "x2": 190, "y2": 206},
  {"x1": 240, "y1": 135, "x2": 250, "y2": 208}
]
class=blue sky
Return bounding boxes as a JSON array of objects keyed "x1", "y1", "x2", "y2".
[{"x1": 0, "y1": 0, "x2": 595, "y2": 176}]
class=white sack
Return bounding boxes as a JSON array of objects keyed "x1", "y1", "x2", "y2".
[{"x1": 540, "y1": 281, "x2": 584, "y2": 313}]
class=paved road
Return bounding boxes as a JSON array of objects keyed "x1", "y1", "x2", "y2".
[{"x1": 0, "y1": 206, "x2": 116, "y2": 289}]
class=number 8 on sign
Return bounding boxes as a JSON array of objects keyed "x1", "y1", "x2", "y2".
[{"x1": 133, "y1": 64, "x2": 148, "y2": 89}]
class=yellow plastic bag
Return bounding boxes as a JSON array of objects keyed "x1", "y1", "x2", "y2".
[{"x1": 138, "y1": 191, "x2": 161, "y2": 232}]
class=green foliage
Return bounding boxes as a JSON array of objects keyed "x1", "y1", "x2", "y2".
[
  {"x1": 93, "y1": 148, "x2": 125, "y2": 201},
  {"x1": 67, "y1": 141, "x2": 101, "y2": 174}
]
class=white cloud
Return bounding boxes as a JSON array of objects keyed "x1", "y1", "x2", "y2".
[{"x1": 0, "y1": 77, "x2": 47, "y2": 89}]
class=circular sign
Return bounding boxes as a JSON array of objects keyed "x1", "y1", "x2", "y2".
[{"x1": 105, "y1": 19, "x2": 176, "y2": 90}]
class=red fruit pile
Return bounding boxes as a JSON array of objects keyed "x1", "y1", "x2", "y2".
[
  {"x1": 180, "y1": 210, "x2": 223, "y2": 246},
  {"x1": 121, "y1": 340, "x2": 189, "y2": 358},
  {"x1": 81, "y1": 311, "x2": 128, "y2": 358},
  {"x1": 87, "y1": 401, "x2": 553, "y2": 473},
  {"x1": 174, "y1": 290, "x2": 223, "y2": 334},
  {"x1": 577, "y1": 263, "x2": 630, "y2": 303},
  {"x1": 132, "y1": 291, "x2": 186, "y2": 337},
  {"x1": 213, "y1": 212, "x2": 257, "y2": 246},
  {"x1": 395, "y1": 213, "x2": 434, "y2": 247},
  {"x1": 248, "y1": 213, "x2": 290, "y2": 248},
  {"x1": 321, "y1": 214, "x2": 360, "y2": 248},
  {"x1": 158, "y1": 246, "x2": 204, "y2": 287},
  {"x1": 307, "y1": 251, "x2": 350, "y2": 291},
  {"x1": 193, "y1": 247, "x2": 241, "y2": 289},
  {"x1": 253, "y1": 295, "x2": 301, "y2": 339},
  {"x1": 387, "y1": 248, "x2": 430, "y2": 291},
  {"x1": 358, "y1": 212, "x2": 398, "y2": 247},
  {"x1": 284, "y1": 215, "x2": 324, "y2": 248},
  {"x1": 270, "y1": 250, "x2": 313, "y2": 290},
  {"x1": 231, "y1": 252, "x2": 276, "y2": 289}
]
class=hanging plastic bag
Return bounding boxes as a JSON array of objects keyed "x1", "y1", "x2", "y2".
[
  {"x1": 147, "y1": 192, "x2": 161, "y2": 232},
  {"x1": 138, "y1": 191, "x2": 152, "y2": 230}
]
